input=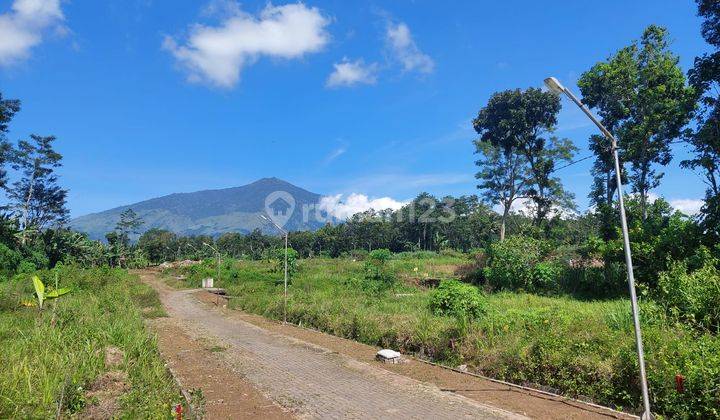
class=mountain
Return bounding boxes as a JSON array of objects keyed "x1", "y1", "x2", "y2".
[{"x1": 70, "y1": 178, "x2": 329, "y2": 240}]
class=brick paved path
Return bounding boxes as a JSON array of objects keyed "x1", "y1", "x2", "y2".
[{"x1": 159, "y1": 286, "x2": 524, "y2": 419}]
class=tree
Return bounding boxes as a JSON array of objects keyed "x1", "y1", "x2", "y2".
[
  {"x1": 473, "y1": 88, "x2": 574, "y2": 238},
  {"x1": 438, "y1": 195, "x2": 497, "y2": 251},
  {"x1": 7, "y1": 135, "x2": 68, "y2": 240},
  {"x1": 115, "y1": 208, "x2": 144, "y2": 241},
  {"x1": 522, "y1": 136, "x2": 577, "y2": 224},
  {"x1": 137, "y1": 228, "x2": 177, "y2": 263},
  {"x1": 687, "y1": 0, "x2": 720, "y2": 241},
  {"x1": 396, "y1": 193, "x2": 443, "y2": 250},
  {"x1": 579, "y1": 25, "x2": 695, "y2": 221},
  {"x1": 0, "y1": 92, "x2": 20, "y2": 194},
  {"x1": 107, "y1": 208, "x2": 144, "y2": 266},
  {"x1": 578, "y1": 46, "x2": 635, "y2": 239},
  {"x1": 474, "y1": 141, "x2": 529, "y2": 241},
  {"x1": 587, "y1": 134, "x2": 625, "y2": 241}
]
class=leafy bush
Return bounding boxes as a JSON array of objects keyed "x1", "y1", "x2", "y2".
[
  {"x1": 21, "y1": 247, "x2": 49, "y2": 271},
  {"x1": 562, "y1": 262, "x2": 627, "y2": 299},
  {"x1": 272, "y1": 247, "x2": 299, "y2": 280},
  {"x1": 483, "y1": 236, "x2": 543, "y2": 292},
  {"x1": 531, "y1": 261, "x2": 562, "y2": 293},
  {"x1": 429, "y1": 280, "x2": 486, "y2": 320},
  {"x1": 656, "y1": 256, "x2": 720, "y2": 332},
  {"x1": 364, "y1": 249, "x2": 394, "y2": 285},
  {"x1": 0, "y1": 243, "x2": 21, "y2": 277},
  {"x1": 17, "y1": 260, "x2": 37, "y2": 274}
]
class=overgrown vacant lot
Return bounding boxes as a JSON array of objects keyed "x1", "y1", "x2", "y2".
[
  {"x1": 171, "y1": 254, "x2": 720, "y2": 418},
  {"x1": 0, "y1": 266, "x2": 178, "y2": 418}
]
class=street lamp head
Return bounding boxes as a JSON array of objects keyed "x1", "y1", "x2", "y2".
[{"x1": 544, "y1": 77, "x2": 565, "y2": 94}]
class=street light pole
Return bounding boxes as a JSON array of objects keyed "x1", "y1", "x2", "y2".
[
  {"x1": 544, "y1": 77, "x2": 651, "y2": 419},
  {"x1": 259, "y1": 214, "x2": 289, "y2": 323}
]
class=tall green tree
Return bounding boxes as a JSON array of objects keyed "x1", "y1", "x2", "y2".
[
  {"x1": 578, "y1": 47, "x2": 635, "y2": 240},
  {"x1": 0, "y1": 92, "x2": 20, "y2": 194},
  {"x1": 115, "y1": 208, "x2": 144, "y2": 241},
  {"x1": 580, "y1": 25, "x2": 695, "y2": 221},
  {"x1": 523, "y1": 135, "x2": 577, "y2": 223},
  {"x1": 8, "y1": 135, "x2": 68, "y2": 239},
  {"x1": 396, "y1": 193, "x2": 441, "y2": 250},
  {"x1": 102, "y1": 209, "x2": 144, "y2": 266},
  {"x1": 137, "y1": 228, "x2": 177, "y2": 263},
  {"x1": 473, "y1": 88, "x2": 575, "y2": 237},
  {"x1": 473, "y1": 140, "x2": 529, "y2": 241},
  {"x1": 687, "y1": 0, "x2": 720, "y2": 240}
]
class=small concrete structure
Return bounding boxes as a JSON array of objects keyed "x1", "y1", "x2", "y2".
[
  {"x1": 202, "y1": 278, "x2": 214, "y2": 288},
  {"x1": 376, "y1": 349, "x2": 402, "y2": 364}
]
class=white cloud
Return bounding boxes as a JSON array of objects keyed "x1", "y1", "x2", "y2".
[
  {"x1": 492, "y1": 198, "x2": 577, "y2": 219},
  {"x1": 641, "y1": 193, "x2": 703, "y2": 216},
  {"x1": 385, "y1": 22, "x2": 434, "y2": 74},
  {"x1": 326, "y1": 58, "x2": 378, "y2": 88},
  {"x1": 319, "y1": 193, "x2": 407, "y2": 219},
  {"x1": 323, "y1": 146, "x2": 346, "y2": 164},
  {"x1": 670, "y1": 198, "x2": 704, "y2": 215},
  {"x1": 0, "y1": 0, "x2": 64, "y2": 66},
  {"x1": 164, "y1": 2, "x2": 330, "y2": 88}
]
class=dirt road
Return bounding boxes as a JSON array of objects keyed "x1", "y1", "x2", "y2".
[{"x1": 139, "y1": 269, "x2": 634, "y2": 420}]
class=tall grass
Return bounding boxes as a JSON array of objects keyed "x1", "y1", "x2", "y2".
[
  {"x1": 172, "y1": 256, "x2": 720, "y2": 418},
  {"x1": 0, "y1": 266, "x2": 178, "y2": 418}
]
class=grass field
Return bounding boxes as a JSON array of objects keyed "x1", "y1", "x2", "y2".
[
  {"x1": 0, "y1": 266, "x2": 178, "y2": 418},
  {"x1": 170, "y1": 254, "x2": 720, "y2": 418}
]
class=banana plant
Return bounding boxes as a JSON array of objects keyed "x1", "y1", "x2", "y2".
[{"x1": 32, "y1": 275, "x2": 71, "y2": 309}]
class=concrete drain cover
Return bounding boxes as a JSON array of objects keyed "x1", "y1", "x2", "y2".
[{"x1": 376, "y1": 349, "x2": 402, "y2": 364}]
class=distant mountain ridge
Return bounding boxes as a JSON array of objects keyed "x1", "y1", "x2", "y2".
[{"x1": 70, "y1": 178, "x2": 327, "y2": 240}]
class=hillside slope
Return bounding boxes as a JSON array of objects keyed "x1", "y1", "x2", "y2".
[{"x1": 70, "y1": 178, "x2": 327, "y2": 240}]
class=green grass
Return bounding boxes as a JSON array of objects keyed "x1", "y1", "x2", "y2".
[
  {"x1": 0, "y1": 266, "x2": 179, "y2": 418},
  {"x1": 171, "y1": 255, "x2": 720, "y2": 418}
]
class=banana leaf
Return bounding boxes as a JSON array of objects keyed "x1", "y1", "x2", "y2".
[
  {"x1": 46, "y1": 288, "x2": 71, "y2": 299},
  {"x1": 32, "y1": 276, "x2": 45, "y2": 308}
]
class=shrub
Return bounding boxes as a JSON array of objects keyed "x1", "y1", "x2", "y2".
[
  {"x1": 531, "y1": 261, "x2": 562, "y2": 293},
  {"x1": 21, "y1": 247, "x2": 49, "y2": 271},
  {"x1": 364, "y1": 249, "x2": 394, "y2": 285},
  {"x1": 429, "y1": 280, "x2": 486, "y2": 320},
  {"x1": 17, "y1": 260, "x2": 37, "y2": 274},
  {"x1": 656, "y1": 258, "x2": 720, "y2": 332},
  {"x1": 0, "y1": 244, "x2": 21, "y2": 277},
  {"x1": 483, "y1": 236, "x2": 543, "y2": 292},
  {"x1": 562, "y1": 262, "x2": 626, "y2": 299},
  {"x1": 272, "y1": 247, "x2": 298, "y2": 280}
]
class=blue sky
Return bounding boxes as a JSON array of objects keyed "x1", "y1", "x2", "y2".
[{"x1": 0, "y1": 0, "x2": 710, "y2": 218}]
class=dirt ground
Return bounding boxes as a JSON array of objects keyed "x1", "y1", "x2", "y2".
[{"x1": 139, "y1": 268, "x2": 636, "y2": 420}]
